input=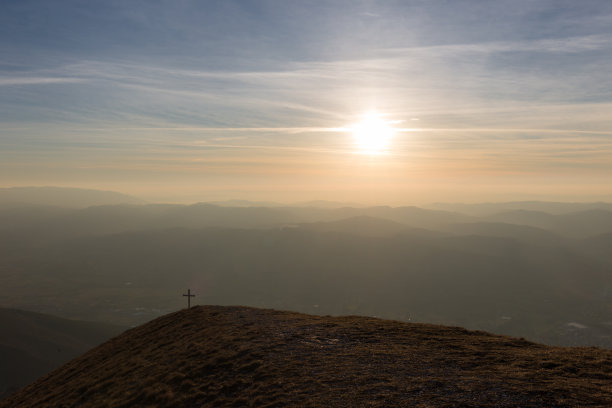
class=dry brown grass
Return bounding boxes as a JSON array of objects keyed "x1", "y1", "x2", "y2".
[{"x1": 2, "y1": 305, "x2": 612, "y2": 407}]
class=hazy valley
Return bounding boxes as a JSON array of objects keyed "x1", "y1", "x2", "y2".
[{"x1": 1, "y1": 188, "x2": 611, "y2": 351}]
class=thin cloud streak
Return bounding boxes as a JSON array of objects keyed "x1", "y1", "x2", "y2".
[
  {"x1": 8, "y1": 36, "x2": 610, "y2": 130},
  {"x1": 0, "y1": 77, "x2": 86, "y2": 86},
  {"x1": 381, "y1": 34, "x2": 612, "y2": 56}
]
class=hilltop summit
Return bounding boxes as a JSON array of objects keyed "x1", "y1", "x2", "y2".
[{"x1": 3, "y1": 306, "x2": 611, "y2": 407}]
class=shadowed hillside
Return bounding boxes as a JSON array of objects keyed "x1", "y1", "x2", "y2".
[
  {"x1": 3, "y1": 306, "x2": 611, "y2": 407},
  {"x1": 0, "y1": 308, "x2": 125, "y2": 398}
]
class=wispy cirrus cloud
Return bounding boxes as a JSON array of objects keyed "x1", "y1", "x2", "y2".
[
  {"x1": 380, "y1": 34, "x2": 612, "y2": 56},
  {"x1": 0, "y1": 77, "x2": 85, "y2": 86},
  {"x1": 3, "y1": 1, "x2": 612, "y2": 202}
]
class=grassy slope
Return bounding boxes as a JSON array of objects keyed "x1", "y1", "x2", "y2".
[
  {"x1": 3, "y1": 305, "x2": 611, "y2": 407},
  {"x1": 0, "y1": 308, "x2": 125, "y2": 398}
]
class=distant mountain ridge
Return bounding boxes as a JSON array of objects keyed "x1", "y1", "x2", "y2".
[
  {"x1": 0, "y1": 187, "x2": 144, "y2": 208},
  {"x1": 483, "y1": 209, "x2": 612, "y2": 238},
  {"x1": 0, "y1": 202, "x2": 469, "y2": 244},
  {"x1": 2, "y1": 306, "x2": 611, "y2": 407},
  {"x1": 2, "y1": 199, "x2": 612, "y2": 348},
  {"x1": 293, "y1": 215, "x2": 436, "y2": 237},
  {"x1": 428, "y1": 201, "x2": 612, "y2": 216}
]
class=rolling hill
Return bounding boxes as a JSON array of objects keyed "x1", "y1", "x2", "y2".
[
  {"x1": 292, "y1": 215, "x2": 434, "y2": 237},
  {"x1": 2, "y1": 306, "x2": 611, "y2": 407},
  {"x1": 428, "y1": 201, "x2": 612, "y2": 216},
  {"x1": 485, "y1": 209, "x2": 612, "y2": 238},
  {"x1": 0, "y1": 202, "x2": 469, "y2": 243}
]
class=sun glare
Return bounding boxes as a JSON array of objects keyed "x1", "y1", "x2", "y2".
[{"x1": 351, "y1": 113, "x2": 395, "y2": 155}]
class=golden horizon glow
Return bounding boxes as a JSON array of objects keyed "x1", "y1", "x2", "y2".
[{"x1": 350, "y1": 112, "x2": 397, "y2": 155}]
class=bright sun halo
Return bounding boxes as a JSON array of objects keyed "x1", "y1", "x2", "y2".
[{"x1": 351, "y1": 112, "x2": 395, "y2": 154}]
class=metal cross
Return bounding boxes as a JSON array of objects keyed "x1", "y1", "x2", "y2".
[{"x1": 183, "y1": 288, "x2": 195, "y2": 309}]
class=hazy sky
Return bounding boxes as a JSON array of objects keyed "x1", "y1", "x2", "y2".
[{"x1": 2, "y1": 0, "x2": 612, "y2": 204}]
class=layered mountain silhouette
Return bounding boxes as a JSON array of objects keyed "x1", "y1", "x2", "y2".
[
  {"x1": 2, "y1": 200, "x2": 612, "y2": 347},
  {"x1": 0, "y1": 187, "x2": 144, "y2": 209},
  {"x1": 2, "y1": 306, "x2": 611, "y2": 407},
  {"x1": 0, "y1": 308, "x2": 125, "y2": 398},
  {"x1": 429, "y1": 201, "x2": 612, "y2": 216}
]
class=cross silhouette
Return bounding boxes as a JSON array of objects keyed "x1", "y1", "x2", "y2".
[{"x1": 183, "y1": 289, "x2": 195, "y2": 309}]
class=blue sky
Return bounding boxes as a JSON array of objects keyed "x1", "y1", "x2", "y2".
[{"x1": 2, "y1": 0, "x2": 612, "y2": 203}]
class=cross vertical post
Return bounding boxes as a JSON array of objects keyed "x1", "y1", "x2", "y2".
[{"x1": 183, "y1": 289, "x2": 195, "y2": 309}]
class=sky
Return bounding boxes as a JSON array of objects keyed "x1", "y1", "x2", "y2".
[{"x1": 2, "y1": 0, "x2": 612, "y2": 205}]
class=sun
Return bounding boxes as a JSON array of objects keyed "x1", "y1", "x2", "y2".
[{"x1": 350, "y1": 112, "x2": 395, "y2": 154}]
